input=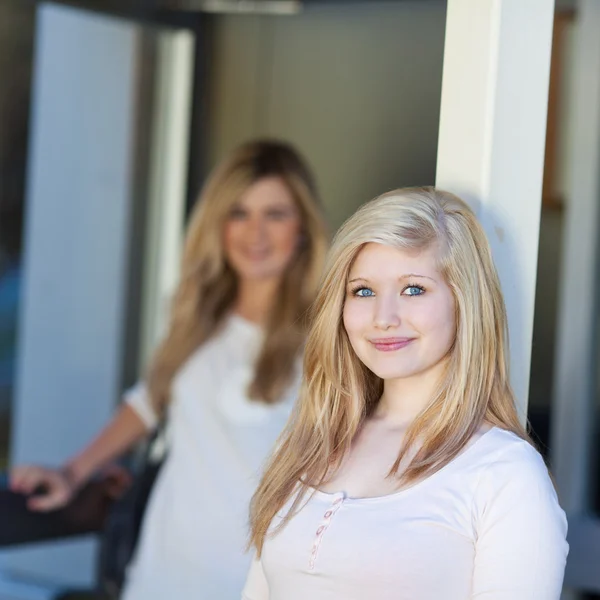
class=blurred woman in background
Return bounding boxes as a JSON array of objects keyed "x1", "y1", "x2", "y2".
[{"x1": 11, "y1": 139, "x2": 329, "y2": 599}]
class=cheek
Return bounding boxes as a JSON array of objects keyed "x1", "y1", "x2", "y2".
[
  {"x1": 430, "y1": 316, "x2": 456, "y2": 350},
  {"x1": 343, "y1": 300, "x2": 370, "y2": 340},
  {"x1": 222, "y1": 222, "x2": 242, "y2": 261},
  {"x1": 270, "y1": 221, "x2": 302, "y2": 257},
  {"x1": 422, "y1": 298, "x2": 456, "y2": 350}
]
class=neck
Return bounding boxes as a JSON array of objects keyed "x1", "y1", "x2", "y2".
[
  {"x1": 374, "y1": 360, "x2": 448, "y2": 428},
  {"x1": 234, "y1": 277, "x2": 281, "y2": 325}
]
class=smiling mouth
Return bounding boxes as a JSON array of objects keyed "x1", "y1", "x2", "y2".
[
  {"x1": 370, "y1": 338, "x2": 415, "y2": 352},
  {"x1": 242, "y1": 249, "x2": 271, "y2": 260}
]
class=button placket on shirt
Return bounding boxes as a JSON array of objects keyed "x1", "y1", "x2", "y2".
[{"x1": 308, "y1": 492, "x2": 346, "y2": 571}]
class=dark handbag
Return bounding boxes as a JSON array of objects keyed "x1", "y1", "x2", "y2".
[
  {"x1": 0, "y1": 424, "x2": 166, "y2": 598},
  {"x1": 0, "y1": 475, "x2": 114, "y2": 547},
  {"x1": 96, "y1": 423, "x2": 167, "y2": 598}
]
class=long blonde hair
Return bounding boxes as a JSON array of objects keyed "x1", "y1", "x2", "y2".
[
  {"x1": 147, "y1": 139, "x2": 328, "y2": 411},
  {"x1": 249, "y1": 186, "x2": 530, "y2": 555}
]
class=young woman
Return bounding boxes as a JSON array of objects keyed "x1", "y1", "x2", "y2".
[
  {"x1": 10, "y1": 139, "x2": 329, "y2": 599},
  {"x1": 244, "y1": 187, "x2": 568, "y2": 600}
]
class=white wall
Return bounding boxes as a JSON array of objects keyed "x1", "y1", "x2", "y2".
[
  {"x1": 3, "y1": 4, "x2": 141, "y2": 587},
  {"x1": 207, "y1": 1, "x2": 447, "y2": 229},
  {"x1": 436, "y1": 0, "x2": 554, "y2": 415}
]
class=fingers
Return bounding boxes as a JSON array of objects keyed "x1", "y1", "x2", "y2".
[
  {"x1": 9, "y1": 466, "x2": 73, "y2": 512},
  {"x1": 10, "y1": 466, "x2": 47, "y2": 495},
  {"x1": 27, "y1": 489, "x2": 69, "y2": 512}
]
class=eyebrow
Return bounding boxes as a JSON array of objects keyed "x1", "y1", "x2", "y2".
[{"x1": 348, "y1": 273, "x2": 437, "y2": 284}]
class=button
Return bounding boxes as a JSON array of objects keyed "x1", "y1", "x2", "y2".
[
  {"x1": 332, "y1": 496, "x2": 343, "y2": 505},
  {"x1": 324, "y1": 510, "x2": 332, "y2": 518},
  {"x1": 316, "y1": 526, "x2": 325, "y2": 536}
]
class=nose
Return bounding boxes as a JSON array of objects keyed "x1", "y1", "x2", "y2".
[
  {"x1": 373, "y1": 293, "x2": 401, "y2": 330},
  {"x1": 247, "y1": 215, "x2": 267, "y2": 243}
]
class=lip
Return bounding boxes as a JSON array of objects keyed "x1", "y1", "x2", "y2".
[
  {"x1": 241, "y1": 248, "x2": 271, "y2": 260},
  {"x1": 369, "y1": 337, "x2": 415, "y2": 352}
]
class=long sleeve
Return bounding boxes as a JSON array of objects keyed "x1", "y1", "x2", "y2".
[
  {"x1": 471, "y1": 442, "x2": 569, "y2": 599},
  {"x1": 242, "y1": 556, "x2": 270, "y2": 600},
  {"x1": 123, "y1": 381, "x2": 159, "y2": 430}
]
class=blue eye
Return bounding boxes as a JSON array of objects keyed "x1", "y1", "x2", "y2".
[
  {"x1": 353, "y1": 287, "x2": 374, "y2": 298},
  {"x1": 403, "y1": 285, "x2": 425, "y2": 297}
]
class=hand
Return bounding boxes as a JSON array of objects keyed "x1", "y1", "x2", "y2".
[{"x1": 9, "y1": 465, "x2": 76, "y2": 512}]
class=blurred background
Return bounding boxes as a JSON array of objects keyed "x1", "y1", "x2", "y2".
[{"x1": 0, "y1": 0, "x2": 598, "y2": 598}]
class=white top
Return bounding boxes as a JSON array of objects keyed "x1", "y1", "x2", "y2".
[
  {"x1": 242, "y1": 427, "x2": 568, "y2": 600},
  {"x1": 121, "y1": 315, "x2": 299, "y2": 600}
]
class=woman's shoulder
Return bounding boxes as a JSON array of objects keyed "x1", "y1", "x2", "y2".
[
  {"x1": 470, "y1": 427, "x2": 560, "y2": 511},
  {"x1": 465, "y1": 427, "x2": 549, "y2": 484},
  {"x1": 445, "y1": 427, "x2": 550, "y2": 495},
  {"x1": 474, "y1": 426, "x2": 546, "y2": 470},
  {"x1": 468, "y1": 428, "x2": 567, "y2": 557}
]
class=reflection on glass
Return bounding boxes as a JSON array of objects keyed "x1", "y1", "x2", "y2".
[
  {"x1": 528, "y1": 208, "x2": 565, "y2": 461},
  {"x1": 0, "y1": 1, "x2": 35, "y2": 469}
]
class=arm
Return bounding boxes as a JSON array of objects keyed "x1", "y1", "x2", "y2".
[
  {"x1": 242, "y1": 556, "x2": 270, "y2": 600},
  {"x1": 471, "y1": 443, "x2": 568, "y2": 599},
  {"x1": 10, "y1": 385, "x2": 157, "y2": 511},
  {"x1": 63, "y1": 402, "x2": 151, "y2": 488}
]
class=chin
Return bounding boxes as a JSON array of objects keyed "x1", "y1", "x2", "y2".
[
  {"x1": 372, "y1": 369, "x2": 419, "y2": 381},
  {"x1": 364, "y1": 361, "x2": 422, "y2": 381},
  {"x1": 239, "y1": 268, "x2": 283, "y2": 282},
  {"x1": 233, "y1": 260, "x2": 275, "y2": 278}
]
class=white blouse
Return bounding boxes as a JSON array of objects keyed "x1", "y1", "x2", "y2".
[
  {"x1": 242, "y1": 427, "x2": 568, "y2": 600},
  {"x1": 121, "y1": 315, "x2": 299, "y2": 600}
]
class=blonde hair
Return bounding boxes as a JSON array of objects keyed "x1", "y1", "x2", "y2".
[
  {"x1": 249, "y1": 186, "x2": 530, "y2": 555},
  {"x1": 147, "y1": 139, "x2": 328, "y2": 410}
]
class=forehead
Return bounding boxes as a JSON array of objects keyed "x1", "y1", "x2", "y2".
[
  {"x1": 237, "y1": 176, "x2": 296, "y2": 209},
  {"x1": 348, "y1": 242, "x2": 440, "y2": 279}
]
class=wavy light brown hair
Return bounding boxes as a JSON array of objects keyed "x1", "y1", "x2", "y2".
[
  {"x1": 249, "y1": 186, "x2": 531, "y2": 555},
  {"x1": 147, "y1": 139, "x2": 328, "y2": 411}
]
